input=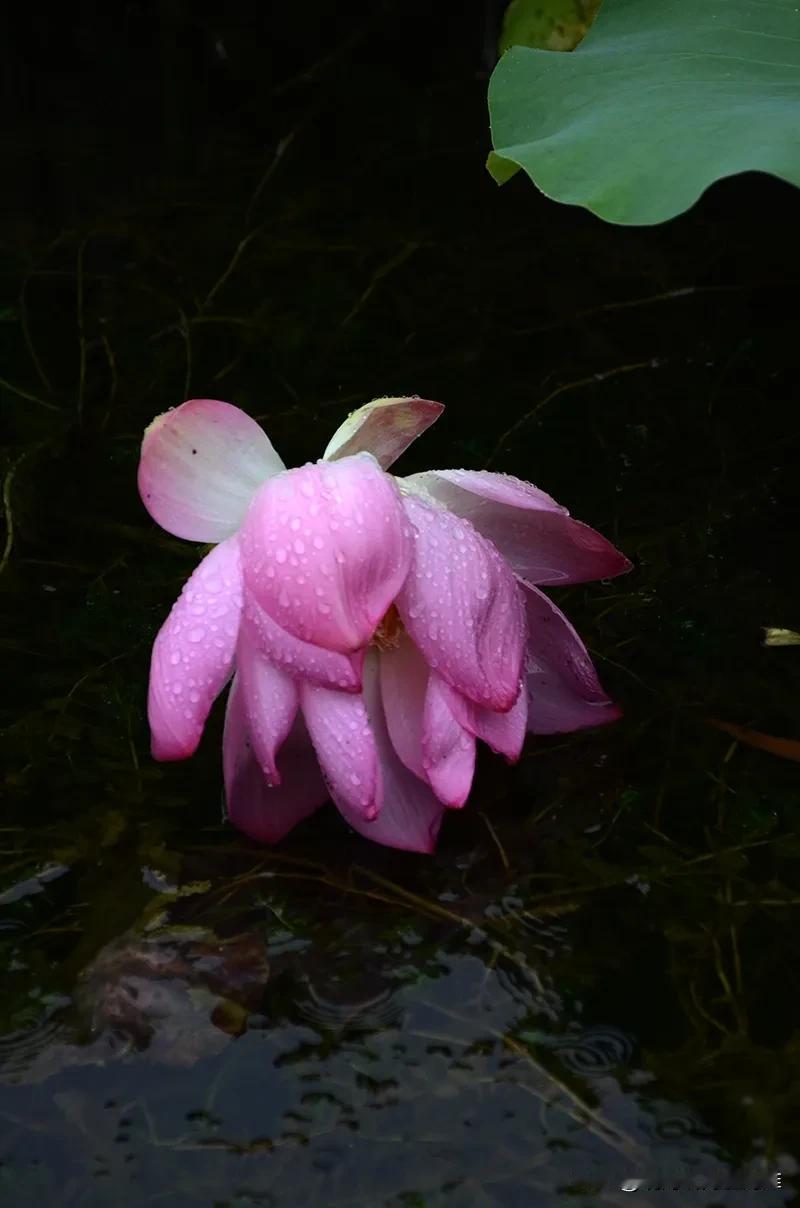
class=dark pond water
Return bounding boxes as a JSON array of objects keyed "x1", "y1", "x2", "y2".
[{"x1": 2, "y1": 3, "x2": 799, "y2": 1204}]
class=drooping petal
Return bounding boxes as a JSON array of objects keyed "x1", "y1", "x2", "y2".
[
  {"x1": 236, "y1": 620, "x2": 299, "y2": 783},
  {"x1": 396, "y1": 493, "x2": 526, "y2": 711},
  {"x1": 522, "y1": 580, "x2": 622, "y2": 734},
  {"x1": 336, "y1": 652, "x2": 445, "y2": 854},
  {"x1": 405, "y1": 469, "x2": 631, "y2": 585},
  {"x1": 422, "y1": 675, "x2": 476, "y2": 808},
  {"x1": 379, "y1": 631, "x2": 428, "y2": 778},
  {"x1": 240, "y1": 453, "x2": 412, "y2": 653},
  {"x1": 138, "y1": 399, "x2": 285, "y2": 542},
  {"x1": 300, "y1": 682, "x2": 382, "y2": 820},
  {"x1": 223, "y1": 675, "x2": 327, "y2": 844},
  {"x1": 148, "y1": 537, "x2": 242, "y2": 760},
  {"x1": 441, "y1": 677, "x2": 528, "y2": 762},
  {"x1": 244, "y1": 593, "x2": 363, "y2": 692},
  {"x1": 323, "y1": 396, "x2": 444, "y2": 470}
]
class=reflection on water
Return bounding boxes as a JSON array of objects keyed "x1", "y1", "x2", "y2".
[
  {"x1": 1, "y1": 922, "x2": 269, "y2": 1085},
  {"x1": 0, "y1": 863, "x2": 795, "y2": 1205}
]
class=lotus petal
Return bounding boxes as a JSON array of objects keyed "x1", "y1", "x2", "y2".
[{"x1": 139, "y1": 399, "x2": 285, "y2": 542}]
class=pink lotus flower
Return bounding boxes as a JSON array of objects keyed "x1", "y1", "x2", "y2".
[{"x1": 138, "y1": 396, "x2": 630, "y2": 853}]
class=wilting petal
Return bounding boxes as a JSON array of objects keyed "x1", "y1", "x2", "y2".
[
  {"x1": 522, "y1": 580, "x2": 622, "y2": 733},
  {"x1": 244, "y1": 593, "x2": 363, "y2": 692},
  {"x1": 237, "y1": 620, "x2": 299, "y2": 783},
  {"x1": 337, "y1": 653, "x2": 445, "y2": 853},
  {"x1": 148, "y1": 537, "x2": 242, "y2": 760},
  {"x1": 223, "y1": 675, "x2": 327, "y2": 843},
  {"x1": 323, "y1": 396, "x2": 444, "y2": 470},
  {"x1": 396, "y1": 494, "x2": 526, "y2": 711},
  {"x1": 422, "y1": 675, "x2": 476, "y2": 808},
  {"x1": 379, "y1": 632, "x2": 428, "y2": 777},
  {"x1": 441, "y1": 677, "x2": 528, "y2": 762},
  {"x1": 300, "y1": 682, "x2": 381, "y2": 820},
  {"x1": 240, "y1": 454, "x2": 412, "y2": 653},
  {"x1": 405, "y1": 469, "x2": 631, "y2": 585},
  {"x1": 139, "y1": 399, "x2": 285, "y2": 542}
]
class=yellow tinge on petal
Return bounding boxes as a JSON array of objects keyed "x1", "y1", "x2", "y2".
[
  {"x1": 763, "y1": 627, "x2": 800, "y2": 647},
  {"x1": 323, "y1": 395, "x2": 444, "y2": 470}
]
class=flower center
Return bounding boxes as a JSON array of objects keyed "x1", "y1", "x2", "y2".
[{"x1": 372, "y1": 604, "x2": 404, "y2": 650}]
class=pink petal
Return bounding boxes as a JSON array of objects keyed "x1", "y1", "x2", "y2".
[
  {"x1": 442, "y1": 677, "x2": 528, "y2": 762},
  {"x1": 405, "y1": 469, "x2": 631, "y2": 585},
  {"x1": 138, "y1": 399, "x2": 285, "y2": 542},
  {"x1": 336, "y1": 653, "x2": 445, "y2": 853},
  {"x1": 300, "y1": 681, "x2": 382, "y2": 820},
  {"x1": 396, "y1": 494, "x2": 526, "y2": 711},
  {"x1": 323, "y1": 396, "x2": 444, "y2": 470},
  {"x1": 243, "y1": 592, "x2": 363, "y2": 692},
  {"x1": 148, "y1": 537, "x2": 242, "y2": 760},
  {"x1": 240, "y1": 454, "x2": 412, "y2": 654},
  {"x1": 522, "y1": 580, "x2": 622, "y2": 734},
  {"x1": 379, "y1": 632, "x2": 428, "y2": 778},
  {"x1": 422, "y1": 674, "x2": 476, "y2": 808},
  {"x1": 236, "y1": 620, "x2": 299, "y2": 783},
  {"x1": 223, "y1": 675, "x2": 327, "y2": 844}
]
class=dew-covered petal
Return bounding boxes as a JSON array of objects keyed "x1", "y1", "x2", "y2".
[
  {"x1": 223, "y1": 675, "x2": 327, "y2": 844},
  {"x1": 396, "y1": 493, "x2": 526, "y2": 711},
  {"x1": 522, "y1": 580, "x2": 622, "y2": 733},
  {"x1": 379, "y1": 632, "x2": 428, "y2": 778},
  {"x1": 236, "y1": 620, "x2": 299, "y2": 783},
  {"x1": 240, "y1": 454, "x2": 412, "y2": 654},
  {"x1": 244, "y1": 593, "x2": 363, "y2": 692},
  {"x1": 148, "y1": 537, "x2": 242, "y2": 761},
  {"x1": 405, "y1": 469, "x2": 631, "y2": 585},
  {"x1": 323, "y1": 396, "x2": 444, "y2": 470},
  {"x1": 300, "y1": 681, "x2": 382, "y2": 821},
  {"x1": 441, "y1": 677, "x2": 528, "y2": 762},
  {"x1": 336, "y1": 653, "x2": 445, "y2": 854},
  {"x1": 138, "y1": 399, "x2": 285, "y2": 542},
  {"x1": 422, "y1": 674, "x2": 476, "y2": 808}
]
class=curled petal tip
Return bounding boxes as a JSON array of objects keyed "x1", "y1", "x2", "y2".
[
  {"x1": 522, "y1": 580, "x2": 623, "y2": 734},
  {"x1": 406, "y1": 469, "x2": 630, "y2": 586},
  {"x1": 301, "y1": 681, "x2": 382, "y2": 820},
  {"x1": 223, "y1": 676, "x2": 327, "y2": 844},
  {"x1": 150, "y1": 732, "x2": 196, "y2": 762},
  {"x1": 336, "y1": 652, "x2": 447, "y2": 853}
]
